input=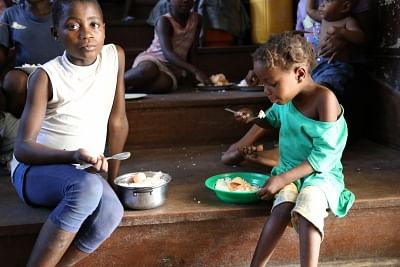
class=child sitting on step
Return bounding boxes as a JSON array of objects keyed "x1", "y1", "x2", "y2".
[
  {"x1": 124, "y1": 0, "x2": 210, "y2": 93},
  {"x1": 239, "y1": 32, "x2": 355, "y2": 266},
  {"x1": 0, "y1": 0, "x2": 65, "y2": 118},
  {"x1": 11, "y1": 0, "x2": 128, "y2": 265}
]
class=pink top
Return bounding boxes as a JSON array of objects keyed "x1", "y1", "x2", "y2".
[{"x1": 133, "y1": 12, "x2": 199, "y2": 75}]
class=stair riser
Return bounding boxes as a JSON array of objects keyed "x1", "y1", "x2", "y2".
[
  {"x1": 125, "y1": 103, "x2": 264, "y2": 148},
  {"x1": 105, "y1": 25, "x2": 154, "y2": 49},
  {"x1": 73, "y1": 206, "x2": 399, "y2": 266},
  {"x1": 101, "y1": 1, "x2": 157, "y2": 21}
]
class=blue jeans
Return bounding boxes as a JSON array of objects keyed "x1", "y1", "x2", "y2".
[
  {"x1": 12, "y1": 163, "x2": 124, "y2": 253},
  {"x1": 311, "y1": 57, "x2": 354, "y2": 100}
]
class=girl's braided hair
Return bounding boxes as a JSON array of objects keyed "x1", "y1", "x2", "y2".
[
  {"x1": 252, "y1": 31, "x2": 316, "y2": 72},
  {"x1": 52, "y1": 0, "x2": 103, "y2": 28}
]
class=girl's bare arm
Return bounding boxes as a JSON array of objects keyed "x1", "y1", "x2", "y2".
[
  {"x1": 157, "y1": 15, "x2": 209, "y2": 83},
  {"x1": 106, "y1": 45, "x2": 129, "y2": 185},
  {"x1": 14, "y1": 69, "x2": 77, "y2": 164}
]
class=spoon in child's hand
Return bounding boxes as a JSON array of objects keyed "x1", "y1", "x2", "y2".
[
  {"x1": 224, "y1": 108, "x2": 239, "y2": 114},
  {"x1": 225, "y1": 108, "x2": 263, "y2": 121},
  {"x1": 75, "y1": 152, "x2": 131, "y2": 170}
]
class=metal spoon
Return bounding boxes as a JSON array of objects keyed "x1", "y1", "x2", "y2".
[
  {"x1": 224, "y1": 108, "x2": 238, "y2": 114},
  {"x1": 75, "y1": 152, "x2": 131, "y2": 170},
  {"x1": 224, "y1": 108, "x2": 264, "y2": 122},
  {"x1": 225, "y1": 108, "x2": 257, "y2": 121}
]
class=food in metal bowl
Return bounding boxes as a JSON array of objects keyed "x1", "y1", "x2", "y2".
[
  {"x1": 116, "y1": 171, "x2": 166, "y2": 188},
  {"x1": 114, "y1": 171, "x2": 172, "y2": 210}
]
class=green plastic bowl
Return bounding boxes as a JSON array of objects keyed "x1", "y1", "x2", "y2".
[{"x1": 205, "y1": 172, "x2": 269, "y2": 204}]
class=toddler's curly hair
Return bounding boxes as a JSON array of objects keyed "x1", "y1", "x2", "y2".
[{"x1": 252, "y1": 32, "x2": 316, "y2": 72}]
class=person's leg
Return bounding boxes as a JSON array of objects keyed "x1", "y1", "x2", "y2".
[
  {"x1": 20, "y1": 164, "x2": 105, "y2": 266},
  {"x1": 27, "y1": 219, "x2": 77, "y2": 267},
  {"x1": 298, "y1": 215, "x2": 322, "y2": 267},
  {"x1": 250, "y1": 202, "x2": 294, "y2": 267},
  {"x1": 2, "y1": 69, "x2": 28, "y2": 118},
  {"x1": 125, "y1": 61, "x2": 173, "y2": 93},
  {"x1": 58, "y1": 177, "x2": 124, "y2": 266},
  {"x1": 125, "y1": 61, "x2": 160, "y2": 88},
  {"x1": 291, "y1": 186, "x2": 328, "y2": 267}
]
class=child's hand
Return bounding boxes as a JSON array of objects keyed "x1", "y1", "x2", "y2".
[
  {"x1": 256, "y1": 175, "x2": 286, "y2": 200},
  {"x1": 240, "y1": 144, "x2": 277, "y2": 167},
  {"x1": 239, "y1": 144, "x2": 263, "y2": 156},
  {"x1": 74, "y1": 149, "x2": 108, "y2": 173},
  {"x1": 234, "y1": 108, "x2": 254, "y2": 123},
  {"x1": 245, "y1": 70, "x2": 260, "y2": 86},
  {"x1": 194, "y1": 69, "x2": 211, "y2": 85}
]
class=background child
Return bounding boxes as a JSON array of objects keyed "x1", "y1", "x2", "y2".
[
  {"x1": 239, "y1": 32, "x2": 355, "y2": 266},
  {"x1": 124, "y1": 0, "x2": 210, "y2": 93},
  {"x1": 11, "y1": 0, "x2": 128, "y2": 265},
  {"x1": 0, "y1": 0, "x2": 64, "y2": 118},
  {"x1": 306, "y1": 0, "x2": 365, "y2": 100},
  {"x1": 0, "y1": 89, "x2": 18, "y2": 173}
]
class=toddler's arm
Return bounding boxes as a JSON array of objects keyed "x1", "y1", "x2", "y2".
[
  {"x1": 305, "y1": 0, "x2": 322, "y2": 22},
  {"x1": 319, "y1": 17, "x2": 365, "y2": 59},
  {"x1": 221, "y1": 125, "x2": 268, "y2": 165},
  {"x1": 257, "y1": 160, "x2": 315, "y2": 200}
]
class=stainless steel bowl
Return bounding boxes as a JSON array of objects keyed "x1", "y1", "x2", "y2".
[{"x1": 114, "y1": 171, "x2": 172, "y2": 210}]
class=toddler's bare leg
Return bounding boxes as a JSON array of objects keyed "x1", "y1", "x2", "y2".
[
  {"x1": 298, "y1": 214, "x2": 322, "y2": 267},
  {"x1": 27, "y1": 219, "x2": 76, "y2": 267},
  {"x1": 250, "y1": 202, "x2": 294, "y2": 267}
]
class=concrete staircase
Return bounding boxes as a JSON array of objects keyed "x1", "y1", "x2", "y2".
[{"x1": 0, "y1": 1, "x2": 399, "y2": 266}]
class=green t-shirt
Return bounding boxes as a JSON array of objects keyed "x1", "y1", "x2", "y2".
[{"x1": 265, "y1": 101, "x2": 355, "y2": 217}]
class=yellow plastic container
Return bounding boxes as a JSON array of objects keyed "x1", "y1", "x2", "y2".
[{"x1": 250, "y1": 0, "x2": 294, "y2": 44}]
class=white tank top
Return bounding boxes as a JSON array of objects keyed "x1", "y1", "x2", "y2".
[{"x1": 11, "y1": 44, "x2": 119, "y2": 175}]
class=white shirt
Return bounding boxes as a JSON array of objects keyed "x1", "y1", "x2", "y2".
[{"x1": 11, "y1": 44, "x2": 119, "y2": 175}]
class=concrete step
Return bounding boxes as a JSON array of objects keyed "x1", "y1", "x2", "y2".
[
  {"x1": 1, "y1": 140, "x2": 398, "y2": 266},
  {"x1": 124, "y1": 88, "x2": 268, "y2": 149},
  {"x1": 283, "y1": 257, "x2": 400, "y2": 267}
]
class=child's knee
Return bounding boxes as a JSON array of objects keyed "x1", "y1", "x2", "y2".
[
  {"x1": 136, "y1": 61, "x2": 160, "y2": 77},
  {"x1": 3, "y1": 70, "x2": 28, "y2": 93},
  {"x1": 271, "y1": 202, "x2": 295, "y2": 220},
  {"x1": 70, "y1": 174, "x2": 104, "y2": 212},
  {"x1": 291, "y1": 186, "x2": 328, "y2": 239}
]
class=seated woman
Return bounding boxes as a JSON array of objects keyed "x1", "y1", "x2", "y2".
[{"x1": 124, "y1": 0, "x2": 210, "y2": 94}]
